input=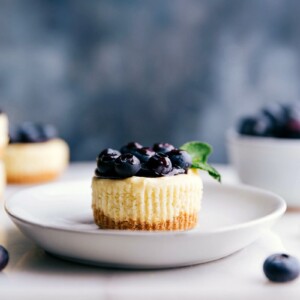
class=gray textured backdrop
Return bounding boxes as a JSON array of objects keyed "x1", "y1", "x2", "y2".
[{"x1": 0, "y1": 0, "x2": 299, "y2": 162}]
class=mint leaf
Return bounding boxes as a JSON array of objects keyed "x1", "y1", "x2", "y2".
[
  {"x1": 192, "y1": 161, "x2": 221, "y2": 182},
  {"x1": 180, "y1": 141, "x2": 212, "y2": 163},
  {"x1": 180, "y1": 141, "x2": 221, "y2": 182}
]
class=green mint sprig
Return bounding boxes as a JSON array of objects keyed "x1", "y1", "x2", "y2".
[{"x1": 180, "y1": 141, "x2": 221, "y2": 182}]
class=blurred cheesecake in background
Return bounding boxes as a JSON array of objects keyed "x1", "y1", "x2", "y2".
[
  {"x1": 4, "y1": 122, "x2": 69, "y2": 184},
  {"x1": 0, "y1": 110, "x2": 8, "y2": 196},
  {"x1": 0, "y1": 161, "x2": 6, "y2": 197},
  {"x1": 0, "y1": 110, "x2": 8, "y2": 159}
]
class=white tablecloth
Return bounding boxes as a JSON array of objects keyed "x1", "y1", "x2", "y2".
[{"x1": 1, "y1": 163, "x2": 300, "y2": 300}]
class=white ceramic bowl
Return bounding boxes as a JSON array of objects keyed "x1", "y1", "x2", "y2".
[{"x1": 227, "y1": 130, "x2": 300, "y2": 207}]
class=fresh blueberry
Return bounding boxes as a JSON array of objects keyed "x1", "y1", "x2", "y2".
[
  {"x1": 153, "y1": 143, "x2": 175, "y2": 154},
  {"x1": 97, "y1": 155, "x2": 116, "y2": 175},
  {"x1": 9, "y1": 128, "x2": 22, "y2": 144},
  {"x1": 168, "y1": 149, "x2": 192, "y2": 170},
  {"x1": 0, "y1": 245, "x2": 9, "y2": 271},
  {"x1": 98, "y1": 148, "x2": 121, "y2": 158},
  {"x1": 262, "y1": 103, "x2": 288, "y2": 125},
  {"x1": 261, "y1": 103, "x2": 289, "y2": 137},
  {"x1": 283, "y1": 103, "x2": 300, "y2": 138},
  {"x1": 263, "y1": 253, "x2": 300, "y2": 283},
  {"x1": 96, "y1": 148, "x2": 120, "y2": 175},
  {"x1": 285, "y1": 119, "x2": 300, "y2": 138},
  {"x1": 146, "y1": 153, "x2": 172, "y2": 175},
  {"x1": 10, "y1": 122, "x2": 58, "y2": 143},
  {"x1": 94, "y1": 168, "x2": 102, "y2": 177},
  {"x1": 114, "y1": 153, "x2": 141, "y2": 178},
  {"x1": 38, "y1": 124, "x2": 57, "y2": 141},
  {"x1": 238, "y1": 115, "x2": 273, "y2": 137},
  {"x1": 19, "y1": 122, "x2": 41, "y2": 142},
  {"x1": 131, "y1": 147, "x2": 155, "y2": 163},
  {"x1": 285, "y1": 102, "x2": 300, "y2": 120},
  {"x1": 120, "y1": 142, "x2": 143, "y2": 154},
  {"x1": 238, "y1": 116, "x2": 257, "y2": 136}
]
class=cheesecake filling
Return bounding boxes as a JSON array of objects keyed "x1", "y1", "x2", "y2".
[
  {"x1": 92, "y1": 169, "x2": 202, "y2": 228},
  {"x1": 0, "y1": 114, "x2": 8, "y2": 148},
  {"x1": 4, "y1": 139, "x2": 69, "y2": 176}
]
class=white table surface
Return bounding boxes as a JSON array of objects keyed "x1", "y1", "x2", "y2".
[{"x1": 1, "y1": 163, "x2": 300, "y2": 300}]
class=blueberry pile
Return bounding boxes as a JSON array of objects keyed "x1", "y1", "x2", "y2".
[
  {"x1": 263, "y1": 253, "x2": 300, "y2": 283},
  {"x1": 95, "y1": 142, "x2": 192, "y2": 179},
  {"x1": 238, "y1": 102, "x2": 300, "y2": 138},
  {"x1": 10, "y1": 122, "x2": 57, "y2": 143}
]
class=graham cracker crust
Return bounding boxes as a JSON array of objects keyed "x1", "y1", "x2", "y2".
[
  {"x1": 7, "y1": 171, "x2": 62, "y2": 184},
  {"x1": 93, "y1": 209, "x2": 198, "y2": 231}
]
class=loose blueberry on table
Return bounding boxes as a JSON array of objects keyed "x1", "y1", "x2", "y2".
[
  {"x1": 95, "y1": 141, "x2": 221, "y2": 182},
  {"x1": 0, "y1": 245, "x2": 9, "y2": 271},
  {"x1": 238, "y1": 102, "x2": 300, "y2": 138},
  {"x1": 263, "y1": 253, "x2": 300, "y2": 283}
]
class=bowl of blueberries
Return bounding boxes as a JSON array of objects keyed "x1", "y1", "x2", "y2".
[{"x1": 227, "y1": 102, "x2": 300, "y2": 207}]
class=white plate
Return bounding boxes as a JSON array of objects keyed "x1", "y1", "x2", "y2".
[{"x1": 5, "y1": 180, "x2": 286, "y2": 269}]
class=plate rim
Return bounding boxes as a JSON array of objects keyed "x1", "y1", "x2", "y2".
[{"x1": 5, "y1": 180, "x2": 287, "y2": 237}]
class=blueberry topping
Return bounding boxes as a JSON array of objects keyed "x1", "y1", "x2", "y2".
[
  {"x1": 97, "y1": 155, "x2": 116, "y2": 175},
  {"x1": 168, "y1": 149, "x2": 192, "y2": 170},
  {"x1": 263, "y1": 253, "x2": 300, "y2": 283},
  {"x1": 153, "y1": 143, "x2": 175, "y2": 154},
  {"x1": 0, "y1": 245, "x2": 9, "y2": 271},
  {"x1": 131, "y1": 147, "x2": 155, "y2": 163},
  {"x1": 95, "y1": 142, "x2": 190, "y2": 179},
  {"x1": 147, "y1": 153, "x2": 172, "y2": 175},
  {"x1": 120, "y1": 142, "x2": 143, "y2": 154},
  {"x1": 38, "y1": 124, "x2": 57, "y2": 141},
  {"x1": 9, "y1": 122, "x2": 58, "y2": 143},
  {"x1": 19, "y1": 122, "x2": 42, "y2": 142},
  {"x1": 97, "y1": 149, "x2": 120, "y2": 176},
  {"x1": 95, "y1": 168, "x2": 101, "y2": 177},
  {"x1": 98, "y1": 148, "x2": 121, "y2": 158},
  {"x1": 114, "y1": 153, "x2": 141, "y2": 177}
]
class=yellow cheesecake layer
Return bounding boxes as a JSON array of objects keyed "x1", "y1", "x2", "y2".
[
  {"x1": 4, "y1": 138, "x2": 69, "y2": 183},
  {"x1": 92, "y1": 169, "x2": 203, "y2": 230},
  {"x1": 0, "y1": 114, "x2": 8, "y2": 158},
  {"x1": 0, "y1": 161, "x2": 6, "y2": 197}
]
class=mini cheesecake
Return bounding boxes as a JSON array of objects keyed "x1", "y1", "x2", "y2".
[
  {"x1": 92, "y1": 169, "x2": 202, "y2": 230},
  {"x1": 5, "y1": 139, "x2": 69, "y2": 183},
  {"x1": 0, "y1": 161, "x2": 6, "y2": 197},
  {"x1": 91, "y1": 142, "x2": 209, "y2": 231},
  {"x1": 4, "y1": 122, "x2": 69, "y2": 184}
]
